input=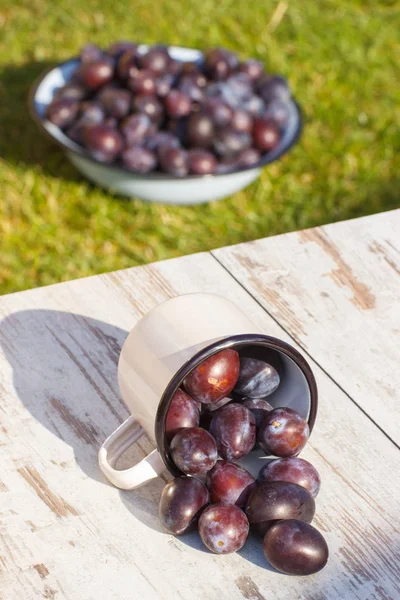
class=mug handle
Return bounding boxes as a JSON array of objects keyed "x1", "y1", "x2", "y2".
[{"x1": 98, "y1": 416, "x2": 166, "y2": 490}]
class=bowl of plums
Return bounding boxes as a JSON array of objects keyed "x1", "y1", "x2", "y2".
[
  {"x1": 99, "y1": 294, "x2": 328, "y2": 577},
  {"x1": 30, "y1": 42, "x2": 302, "y2": 204}
]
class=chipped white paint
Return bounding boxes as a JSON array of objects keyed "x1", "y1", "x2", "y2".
[
  {"x1": 0, "y1": 223, "x2": 399, "y2": 599},
  {"x1": 214, "y1": 209, "x2": 400, "y2": 446}
]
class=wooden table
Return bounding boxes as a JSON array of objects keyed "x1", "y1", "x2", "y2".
[{"x1": 1, "y1": 210, "x2": 399, "y2": 600}]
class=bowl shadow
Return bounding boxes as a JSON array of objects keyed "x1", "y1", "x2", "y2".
[{"x1": 0, "y1": 60, "x2": 83, "y2": 181}]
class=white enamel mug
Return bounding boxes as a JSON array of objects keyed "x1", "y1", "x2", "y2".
[{"x1": 98, "y1": 293, "x2": 318, "y2": 489}]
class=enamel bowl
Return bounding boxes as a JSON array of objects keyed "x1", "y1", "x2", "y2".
[{"x1": 30, "y1": 45, "x2": 302, "y2": 205}]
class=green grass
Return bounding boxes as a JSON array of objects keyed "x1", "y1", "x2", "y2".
[{"x1": 0, "y1": 0, "x2": 399, "y2": 294}]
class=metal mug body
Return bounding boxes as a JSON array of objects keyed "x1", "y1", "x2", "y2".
[{"x1": 99, "y1": 293, "x2": 317, "y2": 489}]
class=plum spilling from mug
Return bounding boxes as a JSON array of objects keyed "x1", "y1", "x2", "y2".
[
  {"x1": 166, "y1": 349, "x2": 310, "y2": 472},
  {"x1": 258, "y1": 407, "x2": 310, "y2": 457},
  {"x1": 246, "y1": 480, "x2": 315, "y2": 536},
  {"x1": 170, "y1": 427, "x2": 218, "y2": 475},
  {"x1": 183, "y1": 348, "x2": 240, "y2": 404},
  {"x1": 45, "y1": 42, "x2": 294, "y2": 175},
  {"x1": 206, "y1": 460, "x2": 256, "y2": 506},
  {"x1": 158, "y1": 347, "x2": 329, "y2": 575},
  {"x1": 258, "y1": 456, "x2": 321, "y2": 498},
  {"x1": 159, "y1": 476, "x2": 209, "y2": 535},
  {"x1": 159, "y1": 466, "x2": 328, "y2": 575},
  {"x1": 198, "y1": 503, "x2": 249, "y2": 554}
]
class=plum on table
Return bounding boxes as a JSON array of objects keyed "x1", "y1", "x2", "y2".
[
  {"x1": 198, "y1": 503, "x2": 249, "y2": 553},
  {"x1": 159, "y1": 477, "x2": 209, "y2": 535},
  {"x1": 263, "y1": 519, "x2": 328, "y2": 575},
  {"x1": 246, "y1": 481, "x2": 315, "y2": 536}
]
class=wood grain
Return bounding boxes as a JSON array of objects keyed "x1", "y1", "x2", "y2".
[
  {"x1": 0, "y1": 249, "x2": 399, "y2": 599},
  {"x1": 17, "y1": 466, "x2": 79, "y2": 518},
  {"x1": 214, "y1": 209, "x2": 400, "y2": 446}
]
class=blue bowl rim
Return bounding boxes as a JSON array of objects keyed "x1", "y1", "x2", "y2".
[{"x1": 28, "y1": 51, "x2": 303, "y2": 181}]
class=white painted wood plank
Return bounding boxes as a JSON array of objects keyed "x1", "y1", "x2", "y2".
[
  {"x1": 214, "y1": 209, "x2": 400, "y2": 446},
  {"x1": 0, "y1": 252, "x2": 399, "y2": 600}
]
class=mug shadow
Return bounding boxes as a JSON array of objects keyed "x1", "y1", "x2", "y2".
[
  {"x1": 0, "y1": 307, "x2": 281, "y2": 568},
  {"x1": 0, "y1": 309, "x2": 128, "y2": 484},
  {"x1": 0, "y1": 308, "x2": 169, "y2": 535}
]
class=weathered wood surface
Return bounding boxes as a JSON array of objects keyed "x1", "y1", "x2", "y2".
[
  {"x1": 0, "y1": 223, "x2": 399, "y2": 599},
  {"x1": 214, "y1": 209, "x2": 400, "y2": 447}
]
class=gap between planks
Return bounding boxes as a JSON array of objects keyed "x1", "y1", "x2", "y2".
[{"x1": 209, "y1": 251, "x2": 400, "y2": 453}]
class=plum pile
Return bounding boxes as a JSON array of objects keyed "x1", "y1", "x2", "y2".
[
  {"x1": 158, "y1": 347, "x2": 328, "y2": 575},
  {"x1": 46, "y1": 42, "x2": 294, "y2": 175}
]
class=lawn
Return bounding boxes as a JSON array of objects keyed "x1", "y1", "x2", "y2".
[{"x1": 0, "y1": 0, "x2": 399, "y2": 295}]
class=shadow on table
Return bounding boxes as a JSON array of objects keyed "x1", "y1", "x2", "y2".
[
  {"x1": 0, "y1": 309, "x2": 167, "y2": 530},
  {"x1": 178, "y1": 527, "x2": 279, "y2": 572},
  {"x1": 0, "y1": 310, "x2": 190, "y2": 536},
  {"x1": 0, "y1": 60, "x2": 82, "y2": 181},
  {"x1": 0, "y1": 308, "x2": 311, "y2": 573},
  {"x1": 0, "y1": 309, "x2": 127, "y2": 481}
]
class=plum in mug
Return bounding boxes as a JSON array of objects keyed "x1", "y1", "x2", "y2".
[{"x1": 98, "y1": 293, "x2": 318, "y2": 489}]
